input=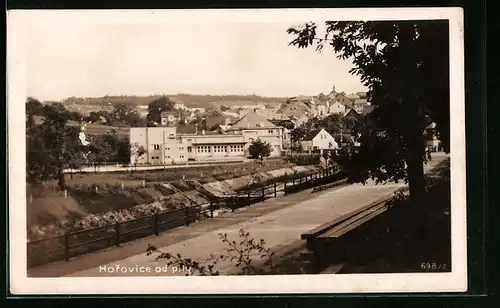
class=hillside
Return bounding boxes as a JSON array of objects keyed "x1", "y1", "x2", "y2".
[{"x1": 57, "y1": 94, "x2": 287, "y2": 115}]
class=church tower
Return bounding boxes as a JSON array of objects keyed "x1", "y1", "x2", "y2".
[{"x1": 331, "y1": 84, "x2": 336, "y2": 94}]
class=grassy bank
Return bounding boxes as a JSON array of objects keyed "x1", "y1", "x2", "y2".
[{"x1": 27, "y1": 159, "x2": 301, "y2": 237}]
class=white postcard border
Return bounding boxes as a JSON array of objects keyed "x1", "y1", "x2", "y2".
[{"x1": 8, "y1": 8, "x2": 467, "y2": 294}]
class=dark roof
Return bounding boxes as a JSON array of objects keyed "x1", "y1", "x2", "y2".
[
  {"x1": 269, "y1": 119, "x2": 295, "y2": 129},
  {"x1": 335, "y1": 93, "x2": 354, "y2": 108},
  {"x1": 302, "y1": 128, "x2": 324, "y2": 141},
  {"x1": 229, "y1": 110, "x2": 277, "y2": 130},
  {"x1": 333, "y1": 133, "x2": 355, "y2": 145},
  {"x1": 176, "y1": 124, "x2": 198, "y2": 134},
  {"x1": 344, "y1": 108, "x2": 361, "y2": 118}
]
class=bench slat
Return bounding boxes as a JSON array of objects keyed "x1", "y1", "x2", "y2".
[
  {"x1": 300, "y1": 197, "x2": 390, "y2": 240},
  {"x1": 317, "y1": 201, "x2": 388, "y2": 238},
  {"x1": 318, "y1": 203, "x2": 389, "y2": 239}
]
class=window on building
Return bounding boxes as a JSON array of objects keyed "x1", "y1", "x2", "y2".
[
  {"x1": 268, "y1": 130, "x2": 273, "y2": 134},
  {"x1": 153, "y1": 144, "x2": 160, "y2": 150},
  {"x1": 198, "y1": 145, "x2": 211, "y2": 153},
  {"x1": 187, "y1": 146, "x2": 192, "y2": 153}
]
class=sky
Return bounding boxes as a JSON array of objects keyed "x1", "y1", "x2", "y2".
[{"x1": 25, "y1": 22, "x2": 367, "y2": 101}]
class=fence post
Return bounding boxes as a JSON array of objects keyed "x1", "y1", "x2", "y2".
[
  {"x1": 210, "y1": 200, "x2": 214, "y2": 218},
  {"x1": 274, "y1": 182, "x2": 277, "y2": 197},
  {"x1": 261, "y1": 186, "x2": 265, "y2": 202},
  {"x1": 115, "y1": 222, "x2": 120, "y2": 247},
  {"x1": 248, "y1": 191, "x2": 251, "y2": 207},
  {"x1": 284, "y1": 181, "x2": 287, "y2": 195},
  {"x1": 153, "y1": 213, "x2": 159, "y2": 235},
  {"x1": 184, "y1": 207, "x2": 190, "y2": 226},
  {"x1": 64, "y1": 232, "x2": 70, "y2": 261}
]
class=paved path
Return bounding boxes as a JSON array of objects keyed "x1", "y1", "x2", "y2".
[{"x1": 67, "y1": 153, "x2": 448, "y2": 277}]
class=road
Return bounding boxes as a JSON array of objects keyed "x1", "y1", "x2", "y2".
[{"x1": 68, "y1": 153, "x2": 448, "y2": 277}]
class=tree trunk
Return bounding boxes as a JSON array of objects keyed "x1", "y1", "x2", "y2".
[
  {"x1": 405, "y1": 135, "x2": 427, "y2": 203},
  {"x1": 57, "y1": 167, "x2": 65, "y2": 190}
]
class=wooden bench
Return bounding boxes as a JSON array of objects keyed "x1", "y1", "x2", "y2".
[{"x1": 301, "y1": 197, "x2": 393, "y2": 263}]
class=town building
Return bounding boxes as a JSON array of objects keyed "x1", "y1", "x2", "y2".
[
  {"x1": 328, "y1": 100, "x2": 347, "y2": 115},
  {"x1": 186, "y1": 107, "x2": 206, "y2": 114},
  {"x1": 129, "y1": 111, "x2": 284, "y2": 165},
  {"x1": 269, "y1": 119, "x2": 296, "y2": 150},
  {"x1": 173, "y1": 102, "x2": 187, "y2": 110},
  {"x1": 353, "y1": 99, "x2": 369, "y2": 113},
  {"x1": 300, "y1": 128, "x2": 339, "y2": 152}
]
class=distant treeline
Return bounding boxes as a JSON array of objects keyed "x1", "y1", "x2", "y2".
[{"x1": 58, "y1": 94, "x2": 287, "y2": 108}]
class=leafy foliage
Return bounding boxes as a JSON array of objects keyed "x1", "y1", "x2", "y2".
[
  {"x1": 288, "y1": 21, "x2": 450, "y2": 200},
  {"x1": 130, "y1": 143, "x2": 147, "y2": 166},
  {"x1": 146, "y1": 228, "x2": 277, "y2": 275},
  {"x1": 248, "y1": 139, "x2": 272, "y2": 160},
  {"x1": 26, "y1": 100, "x2": 85, "y2": 188},
  {"x1": 146, "y1": 96, "x2": 175, "y2": 125},
  {"x1": 290, "y1": 113, "x2": 351, "y2": 144},
  {"x1": 110, "y1": 103, "x2": 143, "y2": 127}
]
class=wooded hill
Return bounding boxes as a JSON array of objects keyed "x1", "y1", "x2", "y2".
[{"x1": 56, "y1": 94, "x2": 287, "y2": 114}]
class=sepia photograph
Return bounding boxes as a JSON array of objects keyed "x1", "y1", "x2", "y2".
[{"x1": 8, "y1": 8, "x2": 466, "y2": 294}]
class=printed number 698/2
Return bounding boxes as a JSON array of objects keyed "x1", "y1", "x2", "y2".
[{"x1": 420, "y1": 262, "x2": 447, "y2": 271}]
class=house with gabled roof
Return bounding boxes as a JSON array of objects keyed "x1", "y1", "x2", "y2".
[
  {"x1": 353, "y1": 99, "x2": 369, "y2": 113},
  {"x1": 300, "y1": 128, "x2": 339, "y2": 152},
  {"x1": 228, "y1": 110, "x2": 284, "y2": 157},
  {"x1": 269, "y1": 119, "x2": 296, "y2": 150}
]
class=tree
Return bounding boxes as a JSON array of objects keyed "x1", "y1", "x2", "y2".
[
  {"x1": 26, "y1": 97, "x2": 44, "y2": 113},
  {"x1": 26, "y1": 101, "x2": 85, "y2": 188},
  {"x1": 290, "y1": 113, "x2": 347, "y2": 150},
  {"x1": 288, "y1": 21, "x2": 450, "y2": 201},
  {"x1": 116, "y1": 138, "x2": 131, "y2": 165},
  {"x1": 146, "y1": 96, "x2": 175, "y2": 125},
  {"x1": 86, "y1": 111, "x2": 101, "y2": 123},
  {"x1": 111, "y1": 103, "x2": 142, "y2": 127},
  {"x1": 130, "y1": 143, "x2": 147, "y2": 168},
  {"x1": 248, "y1": 139, "x2": 272, "y2": 160},
  {"x1": 87, "y1": 135, "x2": 114, "y2": 172}
]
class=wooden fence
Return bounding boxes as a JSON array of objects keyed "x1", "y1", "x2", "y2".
[{"x1": 27, "y1": 167, "x2": 346, "y2": 268}]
